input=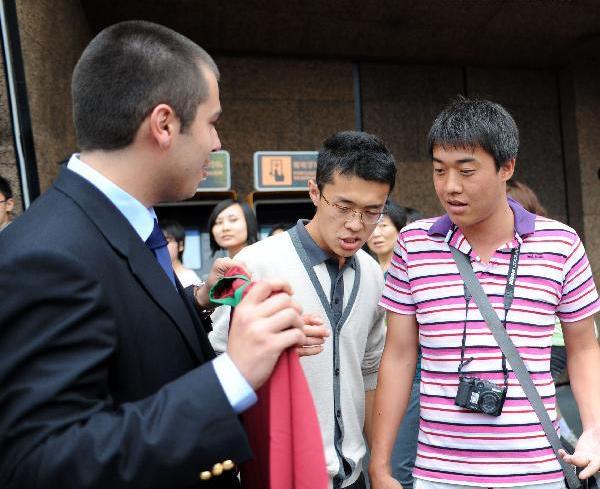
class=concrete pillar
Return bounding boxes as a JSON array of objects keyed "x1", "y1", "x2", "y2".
[{"x1": 561, "y1": 62, "x2": 600, "y2": 293}]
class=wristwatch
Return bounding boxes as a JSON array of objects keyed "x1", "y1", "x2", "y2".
[{"x1": 193, "y1": 284, "x2": 216, "y2": 322}]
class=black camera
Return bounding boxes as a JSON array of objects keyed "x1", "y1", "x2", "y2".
[{"x1": 454, "y1": 376, "x2": 507, "y2": 416}]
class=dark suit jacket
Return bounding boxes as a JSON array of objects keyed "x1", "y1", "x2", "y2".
[{"x1": 0, "y1": 168, "x2": 252, "y2": 488}]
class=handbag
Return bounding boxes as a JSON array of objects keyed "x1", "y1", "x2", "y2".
[{"x1": 450, "y1": 245, "x2": 582, "y2": 489}]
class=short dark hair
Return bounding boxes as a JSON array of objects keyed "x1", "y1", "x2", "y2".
[
  {"x1": 0, "y1": 176, "x2": 12, "y2": 200},
  {"x1": 160, "y1": 219, "x2": 186, "y2": 260},
  {"x1": 208, "y1": 199, "x2": 259, "y2": 255},
  {"x1": 72, "y1": 20, "x2": 219, "y2": 151},
  {"x1": 316, "y1": 131, "x2": 396, "y2": 193},
  {"x1": 427, "y1": 95, "x2": 519, "y2": 171},
  {"x1": 383, "y1": 200, "x2": 407, "y2": 231},
  {"x1": 404, "y1": 206, "x2": 423, "y2": 224}
]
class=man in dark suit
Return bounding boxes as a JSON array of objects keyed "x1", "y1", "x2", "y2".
[{"x1": 0, "y1": 21, "x2": 313, "y2": 488}]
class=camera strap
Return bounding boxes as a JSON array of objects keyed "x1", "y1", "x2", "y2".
[{"x1": 450, "y1": 245, "x2": 582, "y2": 489}]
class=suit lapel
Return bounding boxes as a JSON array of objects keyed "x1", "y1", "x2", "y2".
[
  {"x1": 127, "y1": 242, "x2": 204, "y2": 362},
  {"x1": 54, "y1": 167, "x2": 204, "y2": 363}
]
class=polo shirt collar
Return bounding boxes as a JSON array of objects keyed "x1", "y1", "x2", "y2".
[{"x1": 293, "y1": 219, "x2": 356, "y2": 270}]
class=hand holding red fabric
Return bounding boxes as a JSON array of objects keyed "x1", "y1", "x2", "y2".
[{"x1": 211, "y1": 267, "x2": 328, "y2": 489}]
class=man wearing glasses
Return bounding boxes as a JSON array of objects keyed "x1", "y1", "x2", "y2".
[
  {"x1": 210, "y1": 130, "x2": 397, "y2": 489},
  {"x1": 0, "y1": 176, "x2": 14, "y2": 232}
]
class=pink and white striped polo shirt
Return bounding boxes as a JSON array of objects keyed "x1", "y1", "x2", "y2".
[{"x1": 380, "y1": 199, "x2": 600, "y2": 487}]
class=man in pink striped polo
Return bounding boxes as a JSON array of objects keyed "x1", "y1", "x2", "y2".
[{"x1": 369, "y1": 96, "x2": 600, "y2": 489}]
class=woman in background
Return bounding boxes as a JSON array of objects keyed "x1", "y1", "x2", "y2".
[
  {"x1": 367, "y1": 200, "x2": 422, "y2": 489},
  {"x1": 160, "y1": 219, "x2": 203, "y2": 287},
  {"x1": 208, "y1": 198, "x2": 259, "y2": 258},
  {"x1": 367, "y1": 200, "x2": 407, "y2": 273},
  {"x1": 207, "y1": 199, "x2": 259, "y2": 340}
]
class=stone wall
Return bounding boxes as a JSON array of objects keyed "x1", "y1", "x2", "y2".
[
  {"x1": 15, "y1": 0, "x2": 91, "y2": 192},
  {"x1": 214, "y1": 56, "x2": 356, "y2": 198}
]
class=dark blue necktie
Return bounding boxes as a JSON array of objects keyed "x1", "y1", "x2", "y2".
[{"x1": 145, "y1": 219, "x2": 176, "y2": 287}]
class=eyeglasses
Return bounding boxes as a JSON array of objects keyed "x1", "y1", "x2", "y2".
[{"x1": 320, "y1": 193, "x2": 385, "y2": 225}]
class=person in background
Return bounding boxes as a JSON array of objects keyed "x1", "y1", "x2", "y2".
[
  {"x1": 160, "y1": 219, "x2": 203, "y2": 287},
  {"x1": 404, "y1": 207, "x2": 422, "y2": 227},
  {"x1": 207, "y1": 199, "x2": 260, "y2": 334},
  {"x1": 268, "y1": 222, "x2": 293, "y2": 237},
  {"x1": 506, "y1": 179, "x2": 580, "y2": 450},
  {"x1": 0, "y1": 176, "x2": 14, "y2": 232},
  {"x1": 367, "y1": 200, "x2": 421, "y2": 489},
  {"x1": 367, "y1": 200, "x2": 407, "y2": 273},
  {"x1": 209, "y1": 198, "x2": 259, "y2": 258}
]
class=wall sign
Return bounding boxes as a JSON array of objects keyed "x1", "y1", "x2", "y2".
[
  {"x1": 197, "y1": 150, "x2": 231, "y2": 191},
  {"x1": 253, "y1": 151, "x2": 318, "y2": 191}
]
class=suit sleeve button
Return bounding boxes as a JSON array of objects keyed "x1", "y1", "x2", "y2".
[
  {"x1": 199, "y1": 471, "x2": 212, "y2": 480},
  {"x1": 223, "y1": 460, "x2": 235, "y2": 471},
  {"x1": 212, "y1": 463, "x2": 224, "y2": 476}
]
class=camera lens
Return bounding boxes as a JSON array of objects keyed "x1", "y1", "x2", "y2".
[{"x1": 479, "y1": 392, "x2": 499, "y2": 415}]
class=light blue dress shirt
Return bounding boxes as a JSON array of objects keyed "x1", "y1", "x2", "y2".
[{"x1": 67, "y1": 154, "x2": 256, "y2": 414}]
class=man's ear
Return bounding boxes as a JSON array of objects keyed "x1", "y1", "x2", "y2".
[
  {"x1": 307, "y1": 179, "x2": 320, "y2": 206},
  {"x1": 5, "y1": 198, "x2": 14, "y2": 213},
  {"x1": 500, "y1": 158, "x2": 516, "y2": 182},
  {"x1": 148, "y1": 104, "x2": 178, "y2": 150}
]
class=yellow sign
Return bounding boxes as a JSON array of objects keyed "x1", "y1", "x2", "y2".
[{"x1": 260, "y1": 156, "x2": 293, "y2": 186}]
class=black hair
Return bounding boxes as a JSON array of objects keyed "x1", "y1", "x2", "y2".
[
  {"x1": 72, "y1": 20, "x2": 219, "y2": 151},
  {"x1": 316, "y1": 131, "x2": 396, "y2": 192},
  {"x1": 160, "y1": 219, "x2": 186, "y2": 260},
  {"x1": 404, "y1": 206, "x2": 422, "y2": 224},
  {"x1": 383, "y1": 200, "x2": 408, "y2": 231},
  {"x1": 363, "y1": 201, "x2": 420, "y2": 258},
  {"x1": 268, "y1": 222, "x2": 293, "y2": 236},
  {"x1": 0, "y1": 176, "x2": 13, "y2": 200},
  {"x1": 427, "y1": 95, "x2": 519, "y2": 171},
  {"x1": 208, "y1": 199, "x2": 259, "y2": 255}
]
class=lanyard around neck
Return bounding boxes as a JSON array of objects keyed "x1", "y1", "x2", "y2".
[{"x1": 458, "y1": 246, "x2": 521, "y2": 387}]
